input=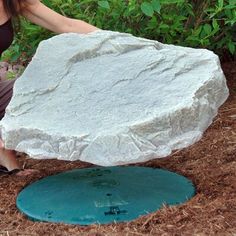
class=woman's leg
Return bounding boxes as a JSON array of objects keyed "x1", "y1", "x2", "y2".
[
  {"x1": 0, "y1": 79, "x2": 39, "y2": 176},
  {"x1": 0, "y1": 79, "x2": 21, "y2": 171},
  {"x1": 0, "y1": 144, "x2": 20, "y2": 171},
  {"x1": 0, "y1": 79, "x2": 15, "y2": 119},
  {"x1": 0, "y1": 143, "x2": 38, "y2": 175}
]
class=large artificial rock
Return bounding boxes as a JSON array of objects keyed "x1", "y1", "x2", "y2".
[{"x1": 0, "y1": 31, "x2": 229, "y2": 166}]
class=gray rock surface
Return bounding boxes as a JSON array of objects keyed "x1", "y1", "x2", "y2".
[{"x1": 0, "y1": 31, "x2": 229, "y2": 166}]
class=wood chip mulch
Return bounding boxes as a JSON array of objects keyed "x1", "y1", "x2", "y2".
[{"x1": 0, "y1": 61, "x2": 235, "y2": 236}]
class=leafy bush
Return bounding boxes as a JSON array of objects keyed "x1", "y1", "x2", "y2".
[{"x1": 2, "y1": 0, "x2": 236, "y2": 62}]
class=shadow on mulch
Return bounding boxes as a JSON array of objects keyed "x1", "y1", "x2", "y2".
[{"x1": 0, "y1": 62, "x2": 236, "y2": 236}]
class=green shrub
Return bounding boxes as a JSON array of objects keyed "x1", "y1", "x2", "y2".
[{"x1": 2, "y1": 0, "x2": 236, "y2": 63}]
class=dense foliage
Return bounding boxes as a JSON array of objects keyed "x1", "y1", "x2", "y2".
[{"x1": 2, "y1": 0, "x2": 236, "y2": 62}]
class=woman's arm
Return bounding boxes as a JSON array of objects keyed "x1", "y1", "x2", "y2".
[{"x1": 22, "y1": 0, "x2": 99, "y2": 34}]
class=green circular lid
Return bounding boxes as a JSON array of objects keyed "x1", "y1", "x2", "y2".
[{"x1": 17, "y1": 167, "x2": 195, "y2": 225}]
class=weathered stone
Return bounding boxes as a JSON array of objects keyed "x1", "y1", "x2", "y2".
[{"x1": 0, "y1": 31, "x2": 229, "y2": 166}]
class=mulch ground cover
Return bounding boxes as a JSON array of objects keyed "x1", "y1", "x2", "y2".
[{"x1": 0, "y1": 61, "x2": 235, "y2": 236}]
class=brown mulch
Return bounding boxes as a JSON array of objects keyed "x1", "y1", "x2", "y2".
[{"x1": 0, "y1": 61, "x2": 236, "y2": 236}]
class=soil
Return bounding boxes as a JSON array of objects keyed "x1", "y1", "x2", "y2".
[{"x1": 0, "y1": 61, "x2": 235, "y2": 236}]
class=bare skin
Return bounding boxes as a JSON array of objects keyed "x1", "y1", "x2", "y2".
[
  {"x1": 0, "y1": 0, "x2": 99, "y2": 175},
  {"x1": 0, "y1": 140, "x2": 20, "y2": 170},
  {"x1": 0, "y1": 140, "x2": 37, "y2": 176}
]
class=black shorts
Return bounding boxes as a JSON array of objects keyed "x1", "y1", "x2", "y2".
[{"x1": 0, "y1": 79, "x2": 15, "y2": 120}]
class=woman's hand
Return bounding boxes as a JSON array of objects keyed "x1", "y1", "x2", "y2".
[{"x1": 22, "y1": 0, "x2": 99, "y2": 34}]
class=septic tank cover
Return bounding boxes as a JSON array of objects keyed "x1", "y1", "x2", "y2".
[{"x1": 17, "y1": 167, "x2": 195, "y2": 225}]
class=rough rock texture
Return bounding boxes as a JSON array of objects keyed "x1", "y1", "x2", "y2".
[{"x1": 0, "y1": 31, "x2": 229, "y2": 166}]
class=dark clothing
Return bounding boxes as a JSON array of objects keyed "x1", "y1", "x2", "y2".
[
  {"x1": 0, "y1": 18, "x2": 15, "y2": 120},
  {"x1": 0, "y1": 79, "x2": 15, "y2": 120},
  {"x1": 0, "y1": 19, "x2": 14, "y2": 57}
]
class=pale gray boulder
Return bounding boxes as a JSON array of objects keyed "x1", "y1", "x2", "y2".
[{"x1": 0, "y1": 31, "x2": 229, "y2": 166}]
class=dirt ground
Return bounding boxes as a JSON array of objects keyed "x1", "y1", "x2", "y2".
[{"x1": 0, "y1": 61, "x2": 235, "y2": 236}]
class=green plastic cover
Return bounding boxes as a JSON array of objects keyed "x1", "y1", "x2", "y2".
[{"x1": 17, "y1": 166, "x2": 195, "y2": 225}]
